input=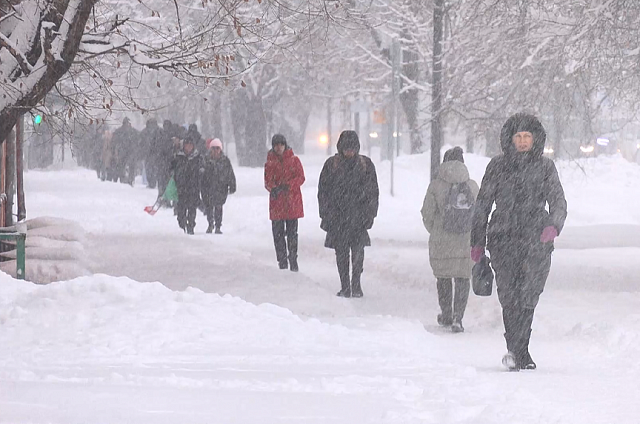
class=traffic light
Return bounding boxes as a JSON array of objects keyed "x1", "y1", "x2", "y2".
[{"x1": 33, "y1": 114, "x2": 42, "y2": 125}]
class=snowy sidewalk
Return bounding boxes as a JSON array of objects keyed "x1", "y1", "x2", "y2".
[{"x1": 3, "y1": 155, "x2": 640, "y2": 424}]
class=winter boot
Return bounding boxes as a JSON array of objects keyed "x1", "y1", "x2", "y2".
[
  {"x1": 336, "y1": 249, "x2": 351, "y2": 297},
  {"x1": 518, "y1": 351, "x2": 536, "y2": 370},
  {"x1": 351, "y1": 273, "x2": 363, "y2": 298},
  {"x1": 289, "y1": 257, "x2": 299, "y2": 272},
  {"x1": 437, "y1": 313, "x2": 453, "y2": 327},
  {"x1": 437, "y1": 278, "x2": 453, "y2": 327},
  {"x1": 517, "y1": 329, "x2": 536, "y2": 370},
  {"x1": 278, "y1": 259, "x2": 288, "y2": 270},
  {"x1": 502, "y1": 352, "x2": 519, "y2": 371},
  {"x1": 215, "y1": 226, "x2": 222, "y2": 234},
  {"x1": 206, "y1": 224, "x2": 214, "y2": 234},
  {"x1": 451, "y1": 318, "x2": 464, "y2": 333},
  {"x1": 186, "y1": 227, "x2": 194, "y2": 235}
]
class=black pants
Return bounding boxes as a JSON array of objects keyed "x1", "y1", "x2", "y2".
[
  {"x1": 176, "y1": 200, "x2": 197, "y2": 231},
  {"x1": 436, "y1": 278, "x2": 470, "y2": 321},
  {"x1": 335, "y1": 241, "x2": 365, "y2": 293},
  {"x1": 491, "y1": 244, "x2": 552, "y2": 356},
  {"x1": 272, "y1": 219, "x2": 298, "y2": 265},
  {"x1": 205, "y1": 205, "x2": 223, "y2": 228},
  {"x1": 145, "y1": 159, "x2": 158, "y2": 189}
]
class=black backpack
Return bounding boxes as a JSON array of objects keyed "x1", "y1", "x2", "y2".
[{"x1": 442, "y1": 182, "x2": 475, "y2": 233}]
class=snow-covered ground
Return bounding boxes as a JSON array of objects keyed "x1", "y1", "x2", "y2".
[{"x1": 2, "y1": 152, "x2": 640, "y2": 423}]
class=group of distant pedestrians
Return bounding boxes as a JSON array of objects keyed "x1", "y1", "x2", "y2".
[{"x1": 93, "y1": 118, "x2": 236, "y2": 234}]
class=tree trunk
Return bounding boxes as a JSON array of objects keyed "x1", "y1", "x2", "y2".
[{"x1": 0, "y1": 0, "x2": 97, "y2": 144}]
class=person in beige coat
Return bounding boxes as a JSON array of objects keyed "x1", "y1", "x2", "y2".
[{"x1": 421, "y1": 147, "x2": 479, "y2": 332}]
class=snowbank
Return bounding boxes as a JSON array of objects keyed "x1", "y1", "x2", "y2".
[{"x1": 0, "y1": 216, "x2": 90, "y2": 283}]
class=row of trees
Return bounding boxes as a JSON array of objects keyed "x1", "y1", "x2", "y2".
[{"x1": 3, "y1": 0, "x2": 640, "y2": 168}]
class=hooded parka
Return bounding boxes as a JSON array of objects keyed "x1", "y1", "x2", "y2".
[
  {"x1": 422, "y1": 160, "x2": 479, "y2": 278},
  {"x1": 318, "y1": 132, "x2": 379, "y2": 249},
  {"x1": 471, "y1": 113, "x2": 567, "y2": 369}
]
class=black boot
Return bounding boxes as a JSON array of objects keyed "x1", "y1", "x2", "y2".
[
  {"x1": 206, "y1": 223, "x2": 214, "y2": 234},
  {"x1": 215, "y1": 226, "x2": 222, "y2": 234},
  {"x1": 436, "y1": 278, "x2": 453, "y2": 326},
  {"x1": 517, "y1": 309, "x2": 536, "y2": 370},
  {"x1": 351, "y1": 273, "x2": 363, "y2": 298},
  {"x1": 502, "y1": 306, "x2": 520, "y2": 371},
  {"x1": 289, "y1": 257, "x2": 299, "y2": 272},
  {"x1": 336, "y1": 248, "x2": 351, "y2": 297}
]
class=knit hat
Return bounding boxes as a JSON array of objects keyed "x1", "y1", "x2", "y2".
[
  {"x1": 207, "y1": 138, "x2": 223, "y2": 150},
  {"x1": 271, "y1": 134, "x2": 287, "y2": 148},
  {"x1": 443, "y1": 146, "x2": 464, "y2": 163},
  {"x1": 336, "y1": 130, "x2": 360, "y2": 154}
]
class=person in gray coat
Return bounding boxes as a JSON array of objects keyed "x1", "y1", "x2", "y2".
[
  {"x1": 471, "y1": 113, "x2": 567, "y2": 371},
  {"x1": 422, "y1": 147, "x2": 479, "y2": 333}
]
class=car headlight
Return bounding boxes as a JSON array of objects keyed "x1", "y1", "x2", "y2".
[{"x1": 580, "y1": 145, "x2": 595, "y2": 153}]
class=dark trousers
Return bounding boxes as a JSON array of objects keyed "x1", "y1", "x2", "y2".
[
  {"x1": 145, "y1": 160, "x2": 158, "y2": 189},
  {"x1": 491, "y1": 245, "x2": 552, "y2": 356},
  {"x1": 335, "y1": 241, "x2": 365, "y2": 294},
  {"x1": 176, "y1": 200, "x2": 197, "y2": 231},
  {"x1": 436, "y1": 278, "x2": 470, "y2": 321},
  {"x1": 272, "y1": 219, "x2": 298, "y2": 265},
  {"x1": 205, "y1": 205, "x2": 223, "y2": 228}
]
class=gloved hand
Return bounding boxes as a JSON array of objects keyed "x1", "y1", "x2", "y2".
[
  {"x1": 229, "y1": 187, "x2": 236, "y2": 195},
  {"x1": 270, "y1": 185, "x2": 285, "y2": 199},
  {"x1": 540, "y1": 226, "x2": 558, "y2": 243},
  {"x1": 471, "y1": 246, "x2": 485, "y2": 263},
  {"x1": 320, "y1": 219, "x2": 330, "y2": 232},
  {"x1": 363, "y1": 217, "x2": 374, "y2": 230}
]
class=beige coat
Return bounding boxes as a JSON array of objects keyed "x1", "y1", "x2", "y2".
[{"x1": 421, "y1": 161, "x2": 479, "y2": 279}]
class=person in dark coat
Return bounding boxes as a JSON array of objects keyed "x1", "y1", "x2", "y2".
[
  {"x1": 264, "y1": 134, "x2": 305, "y2": 271},
  {"x1": 318, "y1": 130, "x2": 379, "y2": 298},
  {"x1": 186, "y1": 123, "x2": 206, "y2": 154},
  {"x1": 111, "y1": 117, "x2": 140, "y2": 185},
  {"x1": 201, "y1": 138, "x2": 236, "y2": 234},
  {"x1": 471, "y1": 113, "x2": 567, "y2": 371},
  {"x1": 421, "y1": 147, "x2": 479, "y2": 332},
  {"x1": 171, "y1": 137, "x2": 204, "y2": 234},
  {"x1": 139, "y1": 119, "x2": 162, "y2": 189}
]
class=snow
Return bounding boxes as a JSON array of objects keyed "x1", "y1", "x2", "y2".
[{"x1": 2, "y1": 152, "x2": 640, "y2": 423}]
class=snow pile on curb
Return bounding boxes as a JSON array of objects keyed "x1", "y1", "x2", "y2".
[{"x1": 0, "y1": 217, "x2": 90, "y2": 283}]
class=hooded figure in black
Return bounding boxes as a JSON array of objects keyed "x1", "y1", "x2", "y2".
[
  {"x1": 471, "y1": 113, "x2": 567, "y2": 371},
  {"x1": 111, "y1": 117, "x2": 140, "y2": 185},
  {"x1": 171, "y1": 137, "x2": 204, "y2": 234},
  {"x1": 139, "y1": 119, "x2": 162, "y2": 189},
  {"x1": 318, "y1": 130, "x2": 379, "y2": 298}
]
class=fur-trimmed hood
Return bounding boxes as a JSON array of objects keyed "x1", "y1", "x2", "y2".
[{"x1": 499, "y1": 113, "x2": 546, "y2": 158}]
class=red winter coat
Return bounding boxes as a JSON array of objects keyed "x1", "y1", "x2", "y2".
[{"x1": 264, "y1": 148, "x2": 305, "y2": 220}]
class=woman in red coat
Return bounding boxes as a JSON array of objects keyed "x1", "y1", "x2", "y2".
[{"x1": 264, "y1": 134, "x2": 305, "y2": 271}]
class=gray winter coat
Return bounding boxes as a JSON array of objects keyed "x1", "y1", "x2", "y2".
[{"x1": 421, "y1": 161, "x2": 479, "y2": 279}]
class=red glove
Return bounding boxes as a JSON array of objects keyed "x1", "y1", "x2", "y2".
[
  {"x1": 540, "y1": 226, "x2": 558, "y2": 243},
  {"x1": 471, "y1": 246, "x2": 485, "y2": 263}
]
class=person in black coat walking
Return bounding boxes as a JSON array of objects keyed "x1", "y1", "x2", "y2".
[
  {"x1": 201, "y1": 138, "x2": 236, "y2": 234},
  {"x1": 139, "y1": 119, "x2": 162, "y2": 189},
  {"x1": 318, "y1": 130, "x2": 379, "y2": 298},
  {"x1": 171, "y1": 137, "x2": 204, "y2": 234},
  {"x1": 471, "y1": 113, "x2": 567, "y2": 371}
]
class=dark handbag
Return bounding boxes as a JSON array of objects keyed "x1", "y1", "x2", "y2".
[{"x1": 472, "y1": 256, "x2": 494, "y2": 296}]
